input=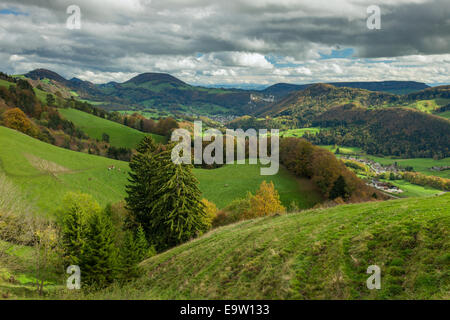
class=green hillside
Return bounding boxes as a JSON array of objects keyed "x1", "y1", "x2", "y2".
[
  {"x1": 194, "y1": 162, "x2": 322, "y2": 209},
  {"x1": 0, "y1": 126, "x2": 129, "y2": 214},
  {"x1": 0, "y1": 126, "x2": 319, "y2": 215},
  {"x1": 86, "y1": 193, "x2": 450, "y2": 300},
  {"x1": 58, "y1": 108, "x2": 164, "y2": 148}
]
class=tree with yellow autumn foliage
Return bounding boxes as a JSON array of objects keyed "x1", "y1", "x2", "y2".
[
  {"x1": 201, "y1": 198, "x2": 218, "y2": 230},
  {"x1": 1, "y1": 107, "x2": 39, "y2": 138},
  {"x1": 245, "y1": 181, "x2": 286, "y2": 219}
]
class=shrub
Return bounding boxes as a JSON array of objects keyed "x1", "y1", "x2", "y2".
[
  {"x1": 201, "y1": 199, "x2": 218, "y2": 230},
  {"x1": 1, "y1": 107, "x2": 39, "y2": 138}
]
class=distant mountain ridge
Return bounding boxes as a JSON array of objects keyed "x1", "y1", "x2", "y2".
[
  {"x1": 21, "y1": 69, "x2": 436, "y2": 116},
  {"x1": 261, "y1": 80, "x2": 430, "y2": 98}
]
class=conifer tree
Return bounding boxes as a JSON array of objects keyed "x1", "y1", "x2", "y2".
[
  {"x1": 58, "y1": 192, "x2": 101, "y2": 266},
  {"x1": 125, "y1": 136, "x2": 161, "y2": 232},
  {"x1": 149, "y1": 148, "x2": 208, "y2": 251},
  {"x1": 125, "y1": 140, "x2": 208, "y2": 252},
  {"x1": 119, "y1": 225, "x2": 153, "y2": 280},
  {"x1": 80, "y1": 211, "x2": 117, "y2": 288},
  {"x1": 329, "y1": 175, "x2": 350, "y2": 200}
]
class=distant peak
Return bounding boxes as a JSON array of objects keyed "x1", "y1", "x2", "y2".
[
  {"x1": 124, "y1": 72, "x2": 186, "y2": 85},
  {"x1": 25, "y1": 68, "x2": 67, "y2": 83}
]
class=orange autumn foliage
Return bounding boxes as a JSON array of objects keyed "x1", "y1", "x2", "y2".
[
  {"x1": 244, "y1": 181, "x2": 286, "y2": 219},
  {"x1": 2, "y1": 107, "x2": 39, "y2": 138}
]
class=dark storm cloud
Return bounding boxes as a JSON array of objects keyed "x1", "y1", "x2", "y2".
[{"x1": 0, "y1": 0, "x2": 448, "y2": 84}]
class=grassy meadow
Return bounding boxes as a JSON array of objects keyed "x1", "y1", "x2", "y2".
[
  {"x1": 0, "y1": 126, "x2": 320, "y2": 216},
  {"x1": 59, "y1": 108, "x2": 165, "y2": 148},
  {"x1": 82, "y1": 193, "x2": 450, "y2": 300},
  {"x1": 0, "y1": 126, "x2": 130, "y2": 215},
  {"x1": 194, "y1": 161, "x2": 322, "y2": 209},
  {"x1": 279, "y1": 127, "x2": 322, "y2": 138}
]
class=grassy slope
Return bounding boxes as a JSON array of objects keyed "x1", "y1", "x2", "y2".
[
  {"x1": 379, "y1": 179, "x2": 442, "y2": 198},
  {"x1": 0, "y1": 240, "x2": 61, "y2": 299},
  {"x1": 436, "y1": 110, "x2": 450, "y2": 119},
  {"x1": 0, "y1": 126, "x2": 319, "y2": 215},
  {"x1": 0, "y1": 79, "x2": 57, "y2": 105},
  {"x1": 0, "y1": 126, "x2": 130, "y2": 214},
  {"x1": 280, "y1": 127, "x2": 321, "y2": 138},
  {"x1": 59, "y1": 108, "x2": 164, "y2": 148},
  {"x1": 194, "y1": 162, "x2": 322, "y2": 209},
  {"x1": 88, "y1": 194, "x2": 449, "y2": 300}
]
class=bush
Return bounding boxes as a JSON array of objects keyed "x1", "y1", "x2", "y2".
[
  {"x1": 201, "y1": 199, "x2": 218, "y2": 230},
  {"x1": 1, "y1": 107, "x2": 39, "y2": 138}
]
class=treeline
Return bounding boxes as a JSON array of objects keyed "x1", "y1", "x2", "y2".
[
  {"x1": 280, "y1": 137, "x2": 385, "y2": 202},
  {"x1": 401, "y1": 172, "x2": 450, "y2": 191},
  {"x1": 227, "y1": 115, "x2": 295, "y2": 131},
  {"x1": 0, "y1": 80, "x2": 126, "y2": 160},
  {"x1": 63, "y1": 97, "x2": 178, "y2": 137},
  {"x1": 307, "y1": 104, "x2": 450, "y2": 159},
  {"x1": 0, "y1": 81, "x2": 86, "y2": 142}
]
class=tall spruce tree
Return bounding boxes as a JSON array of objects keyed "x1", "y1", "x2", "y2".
[
  {"x1": 80, "y1": 211, "x2": 117, "y2": 288},
  {"x1": 125, "y1": 136, "x2": 161, "y2": 232},
  {"x1": 59, "y1": 192, "x2": 101, "y2": 266},
  {"x1": 125, "y1": 139, "x2": 208, "y2": 252},
  {"x1": 149, "y1": 148, "x2": 208, "y2": 251},
  {"x1": 119, "y1": 225, "x2": 152, "y2": 280}
]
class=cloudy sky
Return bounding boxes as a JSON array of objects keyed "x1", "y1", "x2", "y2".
[{"x1": 0, "y1": 0, "x2": 449, "y2": 87}]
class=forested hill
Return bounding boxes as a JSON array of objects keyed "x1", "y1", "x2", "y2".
[
  {"x1": 255, "y1": 83, "x2": 400, "y2": 124},
  {"x1": 307, "y1": 104, "x2": 450, "y2": 158},
  {"x1": 261, "y1": 80, "x2": 429, "y2": 98}
]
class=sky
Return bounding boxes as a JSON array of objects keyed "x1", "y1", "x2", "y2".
[{"x1": 0, "y1": 0, "x2": 449, "y2": 87}]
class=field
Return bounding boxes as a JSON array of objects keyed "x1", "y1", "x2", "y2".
[
  {"x1": 404, "y1": 98, "x2": 449, "y2": 113},
  {"x1": 59, "y1": 108, "x2": 165, "y2": 148},
  {"x1": 0, "y1": 126, "x2": 320, "y2": 216},
  {"x1": 436, "y1": 110, "x2": 450, "y2": 119},
  {"x1": 0, "y1": 78, "x2": 58, "y2": 107},
  {"x1": 0, "y1": 126, "x2": 130, "y2": 215},
  {"x1": 83, "y1": 193, "x2": 450, "y2": 300},
  {"x1": 379, "y1": 179, "x2": 443, "y2": 198},
  {"x1": 194, "y1": 162, "x2": 322, "y2": 209},
  {"x1": 279, "y1": 127, "x2": 322, "y2": 138},
  {"x1": 321, "y1": 145, "x2": 450, "y2": 179}
]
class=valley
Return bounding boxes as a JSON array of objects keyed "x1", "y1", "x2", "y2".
[{"x1": 0, "y1": 68, "x2": 448, "y2": 301}]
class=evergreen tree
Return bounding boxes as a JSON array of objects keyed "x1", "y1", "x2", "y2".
[
  {"x1": 58, "y1": 192, "x2": 101, "y2": 266},
  {"x1": 46, "y1": 93, "x2": 55, "y2": 106},
  {"x1": 119, "y1": 230, "x2": 139, "y2": 279},
  {"x1": 125, "y1": 136, "x2": 161, "y2": 232},
  {"x1": 329, "y1": 175, "x2": 349, "y2": 200},
  {"x1": 148, "y1": 148, "x2": 208, "y2": 251},
  {"x1": 119, "y1": 225, "x2": 152, "y2": 280},
  {"x1": 80, "y1": 211, "x2": 117, "y2": 288},
  {"x1": 135, "y1": 225, "x2": 152, "y2": 259},
  {"x1": 125, "y1": 140, "x2": 207, "y2": 252}
]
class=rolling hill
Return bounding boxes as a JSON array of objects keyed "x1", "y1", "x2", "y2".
[
  {"x1": 24, "y1": 69, "x2": 257, "y2": 114},
  {"x1": 310, "y1": 104, "x2": 450, "y2": 158},
  {"x1": 85, "y1": 193, "x2": 450, "y2": 300},
  {"x1": 255, "y1": 83, "x2": 400, "y2": 124},
  {"x1": 20, "y1": 69, "x2": 437, "y2": 117},
  {"x1": 58, "y1": 108, "x2": 165, "y2": 148},
  {"x1": 0, "y1": 126, "x2": 319, "y2": 215},
  {"x1": 0, "y1": 126, "x2": 130, "y2": 214},
  {"x1": 261, "y1": 81, "x2": 429, "y2": 98}
]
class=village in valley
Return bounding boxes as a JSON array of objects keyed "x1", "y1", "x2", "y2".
[{"x1": 340, "y1": 155, "x2": 405, "y2": 194}]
